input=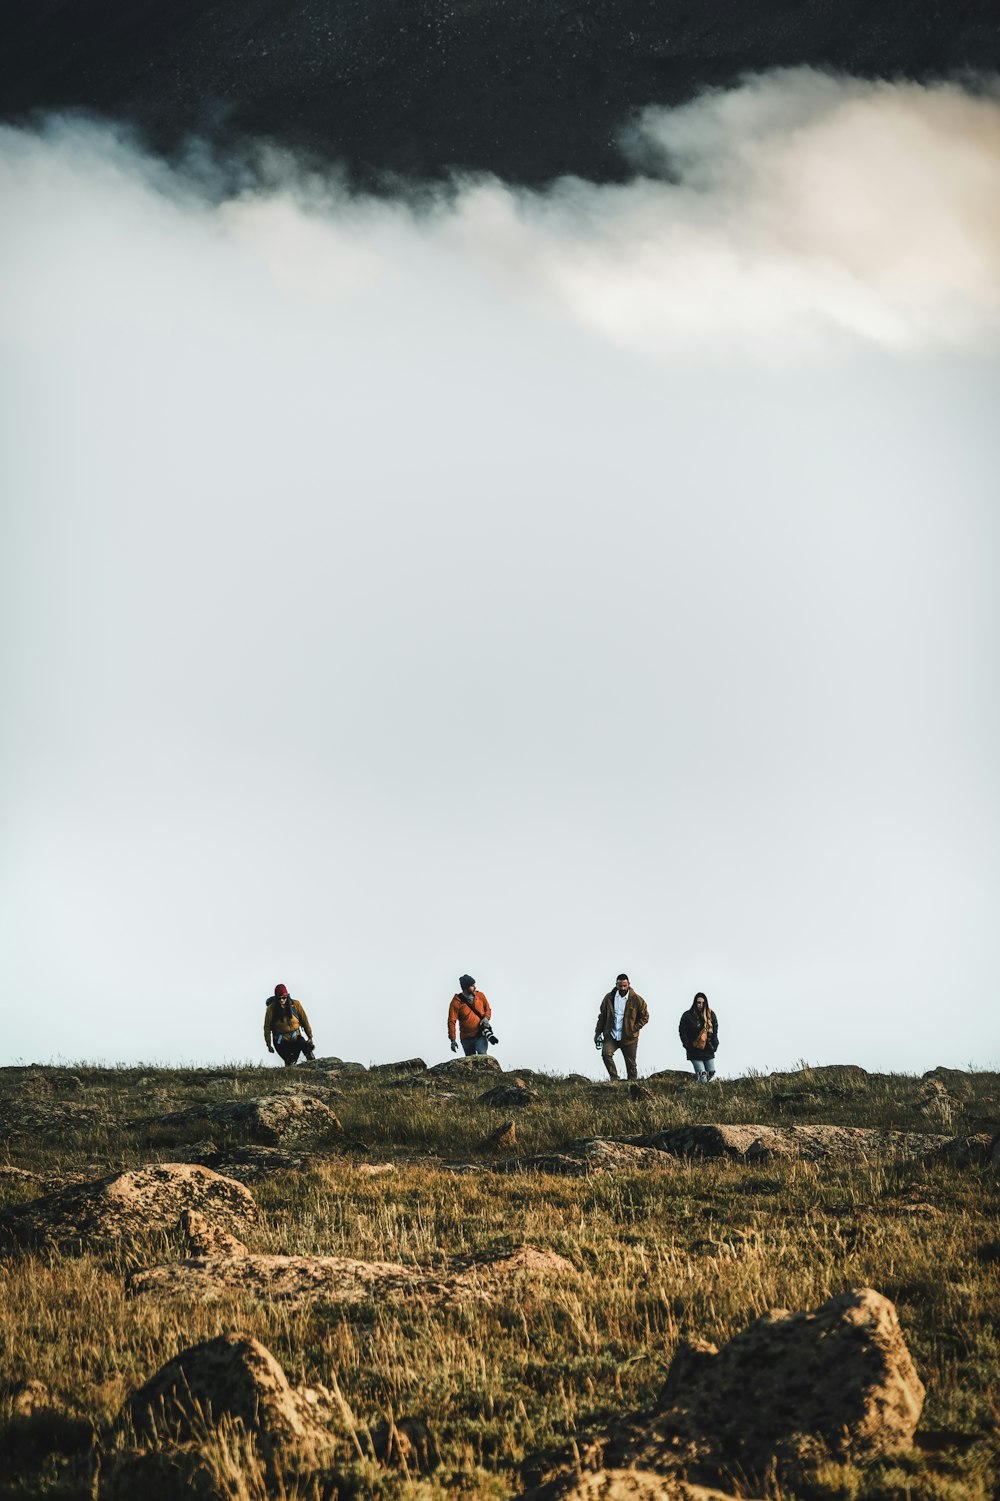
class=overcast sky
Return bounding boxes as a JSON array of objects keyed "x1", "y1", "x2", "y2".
[{"x1": 1, "y1": 73, "x2": 998, "y2": 1076}]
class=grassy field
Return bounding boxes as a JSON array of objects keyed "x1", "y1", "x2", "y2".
[{"x1": 0, "y1": 1060, "x2": 997, "y2": 1501}]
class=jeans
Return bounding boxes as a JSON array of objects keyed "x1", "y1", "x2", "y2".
[
  {"x1": 602, "y1": 1037, "x2": 638, "y2": 1080},
  {"x1": 692, "y1": 1058, "x2": 716, "y2": 1081},
  {"x1": 461, "y1": 1035, "x2": 489, "y2": 1056}
]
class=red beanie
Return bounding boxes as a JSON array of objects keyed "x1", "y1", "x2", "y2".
[{"x1": 274, "y1": 983, "x2": 289, "y2": 999}]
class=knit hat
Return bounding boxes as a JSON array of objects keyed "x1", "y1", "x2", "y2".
[
  {"x1": 459, "y1": 974, "x2": 475, "y2": 991},
  {"x1": 274, "y1": 983, "x2": 289, "y2": 999}
]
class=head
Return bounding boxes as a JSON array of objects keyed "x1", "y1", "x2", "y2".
[
  {"x1": 274, "y1": 983, "x2": 289, "y2": 1001},
  {"x1": 459, "y1": 974, "x2": 476, "y2": 997},
  {"x1": 693, "y1": 992, "x2": 709, "y2": 1013},
  {"x1": 616, "y1": 974, "x2": 630, "y2": 996}
]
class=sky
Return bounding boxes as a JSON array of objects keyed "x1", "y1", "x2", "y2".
[{"x1": 1, "y1": 72, "x2": 998, "y2": 1077}]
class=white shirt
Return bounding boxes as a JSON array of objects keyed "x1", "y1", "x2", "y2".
[{"x1": 611, "y1": 990, "x2": 628, "y2": 1041}]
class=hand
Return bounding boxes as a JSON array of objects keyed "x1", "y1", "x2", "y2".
[
  {"x1": 450, "y1": 1040, "x2": 458, "y2": 1053},
  {"x1": 267, "y1": 1045, "x2": 274, "y2": 1053}
]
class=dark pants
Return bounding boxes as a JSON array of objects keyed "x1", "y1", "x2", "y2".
[
  {"x1": 461, "y1": 1035, "x2": 489, "y2": 1056},
  {"x1": 602, "y1": 1037, "x2": 638, "y2": 1080},
  {"x1": 275, "y1": 1036, "x2": 315, "y2": 1066}
]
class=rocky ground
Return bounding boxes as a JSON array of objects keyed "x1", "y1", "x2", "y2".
[{"x1": 0, "y1": 1058, "x2": 997, "y2": 1499}]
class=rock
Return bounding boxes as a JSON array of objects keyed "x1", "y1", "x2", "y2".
[
  {"x1": 128, "y1": 1253, "x2": 432, "y2": 1307},
  {"x1": 604, "y1": 1287, "x2": 924, "y2": 1480},
  {"x1": 0, "y1": 1163, "x2": 257, "y2": 1251},
  {"x1": 0, "y1": 1100, "x2": 106, "y2": 1137},
  {"x1": 154, "y1": 1093, "x2": 342, "y2": 1146},
  {"x1": 180, "y1": 1208, "x2": 248, "y2": 1257},
  {"x1": 367, "y1": 1058, "x2": 427, "y2": 1075},
  {"x1": 10, "y1": 1378, "x2": 51, "y2": 1418},
  {"x1": 645, "y1": 1070, "x2": 697, "y2": 1085},
  {"x1": 480, "y1": 1081, "x2": 540, "y2": 1108},
  {"x1": 496, "y1": 1140, "x2": 669, "y2": 1176},
  {"x1": 122, "y1": 1333, "x2": 325, "y2": 1458},
  {"x1": 524, "y1": 1471, "x2": 751, "y2": 1501},
  {"x1": 642, "y1": 1124, "x2": 948, "y2": 1163},
  {"x1": 356, "y1": 1163, "x2": 395, "y2": 1176},
  {"x1": 371, "y1": 1415, "x2": 439, "y2": 1471},
  {"x1": 428, "y1": 1054, "x2": 503, "y2": 1074},
  {"x1": 468, "y1": 1246, "x2": 575, "y2": 1278},
  {"x1": 922, "y1": 1133, "x2": 994, "y2": 1167},
  {"x1": 922, "y1": 1066, "x2": 974, "y2": 1098},
  {"x1": 485, "y1": 1120, "x2": 517, "y2": 1149},
  {"x1": 188, "y1": 1144, "x2": 313, "y2": 1181}
]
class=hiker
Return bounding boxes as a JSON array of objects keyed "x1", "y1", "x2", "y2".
[
  {"x1": 447, "y1": 974, "x2": 494, "y2": 1056},
  {"x1": 264, "y1": 983, "x2": 316, "y2": 1065},
  {"x1": 594, "y1": 973, "x2": 649, "y2": 1081},
  {"x1": 679, "y1": 992, "x2": 719, "y2": 1081}
]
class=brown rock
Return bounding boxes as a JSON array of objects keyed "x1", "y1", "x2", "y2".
[
  {"x1": 367, "y1": 1058, "x2": 427, "y2": 1075},
  {"x1": 154, "y1": 1093, "x2": 342, "y2": 1146},
  {"x1": 481, "y1": 1081, "x2": 540, "y2": 1107},
  {"x1": 0, "y1": 1100, "x2": 106, "y2": 1137},
  {"x1": 371, "y1": 1415, "x2": 439, "y2": 1471},
  {"x1": 123, "y1": 1333, "x2": 322, "y2": 1456},
  {"x1": 485, "y1": 1120, "x2": 517, "y2": 1149},
  {"x1": 525, "y1": 1471, "x2": 751, "y2": 1501},
  {"x1": 500, "y1": 1140, "x2": 670, "y2": 1175},
  {"x1": 0, "y1": 1163, "x2": 258, "y2": 1251},
  {"x1": 128, "y1": 1253, "x2": 431, "y2": 1308},
  {"x1": 644, "y1": 1124, "x2": 948, "y2": 1163},
  {"x1": 469, "y1": 1246, "x2": 575, "y2": 1278},
  {"x1": 428, "y1": 1054, "x2": 503, "y2": 1074},
  {"x1": 922, "y1": 1133, "x2": 995, "y2": 1167},
  {"x1": 10, "y1": 1378, "x2": 51, "y2": 1418},
  {"x1": 179, "y1": 1208, "x2": 247, "y2": 1257},
  {"x1": 608, "y1": 1287, "x2": 924, "y2": 1479}
]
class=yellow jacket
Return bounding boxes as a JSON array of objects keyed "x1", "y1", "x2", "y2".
[{"x1": 264, "y1": 997, "x2": 312, "y2": 1046}]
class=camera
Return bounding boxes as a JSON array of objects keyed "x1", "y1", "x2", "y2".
[{"x1": 478, "y1": 1019, "x2": 500, "y2": 1047}]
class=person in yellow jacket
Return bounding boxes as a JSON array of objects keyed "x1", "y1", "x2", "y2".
[{"x1": 264, "y1": 983, "x2": 316, "y2": 1065}]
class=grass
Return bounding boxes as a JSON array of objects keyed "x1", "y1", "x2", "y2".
[{"x1": 0, "y1": 1061, "x2": 997, "y2": 1500}]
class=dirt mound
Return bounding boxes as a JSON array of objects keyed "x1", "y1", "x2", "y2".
[
  {"x1": 497, "y1": 1140, "x2": 669, "y2": 1175},
  {"x1": 0, "y1": 1163, "x2": 257, "y2": 1250},
  {"x1": 601, "y1": 1287, "x2": 923, "y2": 1480},
  {"x1": 154, "y1": 1093, "x2": 342, "y2": 1146},
  {"x1": 643, "y1": 1124, "x2": 948, "y2": 1162}
]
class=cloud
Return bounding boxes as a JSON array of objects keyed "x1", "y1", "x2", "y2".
[{"x1": 4, "y1": 70, "x2": 999, "y2": 359}]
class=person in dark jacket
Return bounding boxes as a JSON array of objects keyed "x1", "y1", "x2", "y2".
[
  {"x1": 264, "y1": 983, "x2": 316, "y2": 1065},
  {"x1": 678, "y1": 992, "x2": 718, "y2": 1080},
  {"x1": 594, "y1": 973, "x2": 649, "y2": 1080}
]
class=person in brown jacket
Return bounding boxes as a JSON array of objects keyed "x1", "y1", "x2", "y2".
[
  {"x1": 447, "y1": 974, "x2": 495, "y2": 1056},
  {"x1": 595, "y1": 973, "x2": 649, "y2": 1080}
]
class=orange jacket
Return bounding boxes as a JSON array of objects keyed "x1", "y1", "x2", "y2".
[{"x1": 448, "y1": 989, "x2": 491, "y2": 1041}]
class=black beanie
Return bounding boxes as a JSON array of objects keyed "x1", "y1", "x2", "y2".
[{"x1": 459, "y1": 974, "x2": 475, "y2": 990}]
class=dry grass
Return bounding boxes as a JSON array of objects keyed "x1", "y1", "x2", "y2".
[{"x1": 0, "y1": 1062, "x2": 997, "y2": 1500}]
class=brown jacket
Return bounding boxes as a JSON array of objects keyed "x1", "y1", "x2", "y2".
[
  {"x1": 595, "y1": 988, "x2": 649, "y2": 1044},
  {"x1": 448, "y1": 989, "x2": 492, "y2": 1042},
  {"x1": 264, "y1": 997, "x2": 312, "y2": 1046}
]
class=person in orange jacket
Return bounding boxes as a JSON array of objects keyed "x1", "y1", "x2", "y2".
[
  {"x1": 264, "y1": 983, "x2": 315, "y2": 1065},
  {"x1": 447, "y1": 974, "x2": 495, "y2": 1056}
]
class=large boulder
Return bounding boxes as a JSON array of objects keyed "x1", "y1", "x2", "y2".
[
  {"x1": 367, "y1": 1058, "x2": 427, "y2": 1076},
  {"x1": 0, "y1": 1163, "x2": 257, "y2": 1251},
  {"x1": 0, "y1": 1099, "x2": 106, "y2": 1137},
  {"x1": 604, "y1": 1287, "x2": 923, "y2": 1480},
  {"x1": 153, "y1": 1093, "x2": 342, "y2": 1146},
  {"x1": 642, "y1": 1124, "x2": 948, "y2": 1163},
  {"x1": 429, "y1": 1054, "x2": 503, "y2": 1075}
]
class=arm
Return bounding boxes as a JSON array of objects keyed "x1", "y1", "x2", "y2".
[
  {"x1": 636, "y1": 996, "x2": 649, "y2": 1029},
  {"x1": 263, "y1": 1005, "x2": 275, "y2": 1050},
  {"x1": 595, "y1": 996, "x2": 607, "y2": 1040},
  {"x1": 447, "y1": 997, "x2": 459, "y2": 1043},
  {"x1": 295, "y1": 1001, "x2": 312, "y2": 1040},
  {"x1": 479, "y1": 992, "x2": 491, "y2": 1020}
]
